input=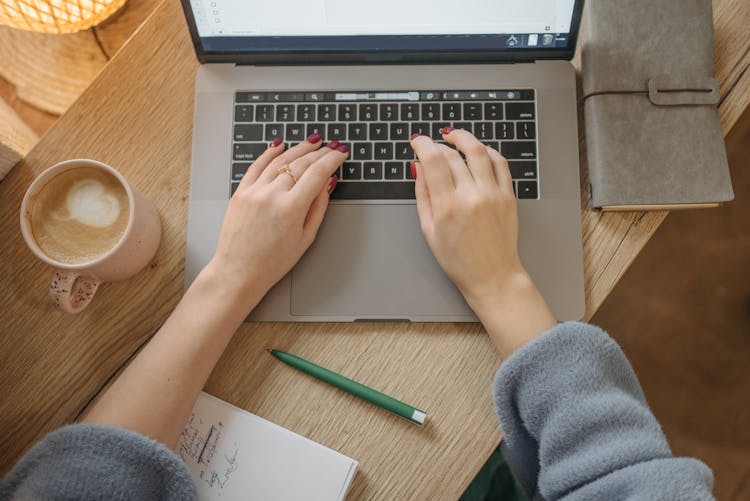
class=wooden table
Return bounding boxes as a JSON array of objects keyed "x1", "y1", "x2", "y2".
[{"x1": 1, "y1": 0, "x2": 748, "y2": 498}]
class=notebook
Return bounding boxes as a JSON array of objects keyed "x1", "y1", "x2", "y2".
[{"x1": 178, "y1": 392, "x2": 359, "y2": 500}]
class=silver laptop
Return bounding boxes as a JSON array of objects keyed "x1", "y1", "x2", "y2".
[{"x1": 181, "y1": 0, "x2": 586, "y2": 322}]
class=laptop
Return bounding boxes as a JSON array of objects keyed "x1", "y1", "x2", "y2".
[{"x1": 181, "y1": 0, "x2": 586, "y2": 322}]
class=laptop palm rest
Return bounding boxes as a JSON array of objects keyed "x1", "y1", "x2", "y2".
[{"x1": 290, "y1": 204, "x2": 474, "y2": 320}]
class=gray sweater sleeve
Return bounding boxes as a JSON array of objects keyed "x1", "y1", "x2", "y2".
[
  {"x1": 493, "y1": 321, "x2": 714, "y2": 500},
  {"x1": 0, "y1": 423, "x2": 197, "y2": 500}
]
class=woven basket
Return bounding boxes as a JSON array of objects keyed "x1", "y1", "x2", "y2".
[{"x1": 0, "y1": 0, "x2": 127, "y2": 33}]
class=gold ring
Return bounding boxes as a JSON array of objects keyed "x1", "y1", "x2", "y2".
[{"x1": 277, "y1": 164, "x2": 297, "y2": 185}]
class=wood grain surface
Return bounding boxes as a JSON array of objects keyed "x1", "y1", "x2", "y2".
[{"x1": 0, "y1": 0, "x2": 748, "y2": 499}]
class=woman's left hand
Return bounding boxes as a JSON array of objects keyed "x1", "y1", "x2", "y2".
[{"x1": 203, "y1": 135, "x2": 349, "y2": 309}]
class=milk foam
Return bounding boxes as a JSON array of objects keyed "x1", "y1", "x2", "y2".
[{"x1": 54, "y1": 179, "x2": 122, "y2": 228}]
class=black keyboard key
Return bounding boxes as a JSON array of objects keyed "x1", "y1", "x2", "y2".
[
  {"x1": 329, "y1": 181, "x2": 416, "y2": 200},
  {"x1": 421, "y1": 103, "x2": 440, "y2": 121},
  {"x1": 232, "y1": 163, "x2": 250, "y2": 181},
  {"x1": 405, "y1": 161, "x2": 416, "y2": 179},
  {"x1": 264, "y1": 124, "x2": 284, "y2": 140},
  {"x1": 339, "y1": 104, "x2": 357, "y2": 121},
  {"x1": 370, "y1": 124, "x2": 388, "y2": 141},
  {"x1": 475, "y1": 122, "x2": 494, "y2": 140},
  {"x1": 401, "y1": 103, "x2": 419, "y2": 120},
  {"x1": 483, "y1": 141, "x2": 500, "y2": 151},
  {"x1": 463, "y1": 103, "x2": 482, "y2": 120},
  {"x1": 234, "y1": 124, "x2": 262, "y2": 141},
  {"x1": 496, "y1": 122, "x2": 514, "y2": 140},
  {"x1": 380, "y1": 103, "x2": 398, "y2": 121},
  {"x1": 231, "y1": 182, "x2": 240, "y2": 196},
  {"x1": 431, "y1": 123, "x2": 451, "y2": 140},
  {"x1": 306, "y1": 124, "x2": 324, "y2": 136},
  {"x1": 364, "y1": 162, "x2": 383, "y2": 179},
  {"x1": 385, "y1": 162, "x2": 404, "y2": 179},
  {"x1": 233, "y1": 143, "x2": 266, "y2": 161},
  {"x1": 506, "y1": 102, "x2": 535, "y2": 120},
  {"x1": 516, "y1": 122, "x2": 536, "y2": 140},
  {"x1": 277, "y1": 105, "x2": 295, "y2": 122},
  {"x1": 235, "y1": 105, "x2": 254, "y2": 122},
  {"x1": 318, "y1": 104, "x2": 336, "y2": 121},
  {"x1": 391, "y1": 123, "x2": 409, "y2": 140},
  {"x1": 348, "y1": 124, "x2": 367, "y2": 140},
  {"x1": 353, "y1": 143, "x2": 372, "y2": 160},
  {"x1": 328, "y1": 124, "x2": 347, "y2": 141},
  {"x1": 297, "y1": 104, "x2": 316, "y2": 121},
  {"x1": 360, "y1": 104, "x2": 378, "y2": 121},
  {"x1": 517, "y1": 180, "x2": 538, "y2": 199},
  {"x1": 455, "y1": 122, "x2": 473, "y2": 133},
  {"x1": 509, "y1": 161, "x2": 537, "y2": 179},
  {"x1": 484, "y1": 103, "x2": 503, "y2": 120},
  {"x1": 502, "y1": 141, "x2": 537, "y2": 159},
  {"x1": 256, "y1": 105, "x2": 274, "y2": 122},
  {"x1": 342, "y1": 162, "x2": 362, "y2": 180},
  {"x1": 374, "y1": 143, "x2": 393, "y2": 160},
  {"x1": 442, "y1": 103, "x2": 462, "y2": 121},
  {"x1": 411, "y1": 123, "x2": 430, "y2": 137},
  {"x1": 285, "y1": 124, "x2": 305, "y2": 141},
  {"x1": 395, "y1": 142, "x2": 413, "y2": 160},
  {"x1": 236, "y1": 92, "x2": 264, "y2": 103}
]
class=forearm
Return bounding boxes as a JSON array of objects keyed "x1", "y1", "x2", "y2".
[{"x1": 82, "y1": 264, "x2": 263, "y2": 448}]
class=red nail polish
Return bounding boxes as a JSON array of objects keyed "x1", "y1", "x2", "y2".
[
  {"x1": 410, "y1": 161, "x2": 418, "y2": 180},
  {"x1": 441, "y1": 126, "x2": 456, "y2": 135},
  {"x1": 326, "y1": 141, "x2": 340, "y2": 150},
  {"x1": 337, "y1": 144, "x2": 350, "y2": 154},
  {"x1": 328, "y1": 175, "x2": 339, "y2": 195},
  {"x1": 410, "y1": 133, "x2": 420, "y2": 140},
  {"x1": 307, "y1": 133, "x2": 322, "y2": 144},
  {"x1": 271, "y1": 137, "x2": 283, "y2": 147}
]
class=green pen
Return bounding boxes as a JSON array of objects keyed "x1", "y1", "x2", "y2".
[{"x1": 269, "y1": 349, "x2": 427, "y2": 426}]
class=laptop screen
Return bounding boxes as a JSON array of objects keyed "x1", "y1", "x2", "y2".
[{"x1": 183, "y1": 0, "x2": 582, "y2": 60}]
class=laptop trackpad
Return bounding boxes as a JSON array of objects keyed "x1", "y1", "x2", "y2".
[{"x1": 290, "y1": 204, "x2": 473, "y2": 320}]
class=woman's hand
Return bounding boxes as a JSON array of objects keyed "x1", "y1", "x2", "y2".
[
  {"x1": 204, "y1": 134, "x2": 349, "y2": 310},
  {"x1": 411, "y1": 129, "x2": 556, "y2": 358}
]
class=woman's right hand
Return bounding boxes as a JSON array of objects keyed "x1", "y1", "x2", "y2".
[{"x1": 410, "y1": 129, "x2": 557, "y2": 357}]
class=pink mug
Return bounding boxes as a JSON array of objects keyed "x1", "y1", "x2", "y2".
[{"x1": 20, "y1": 159, "x2": 161, "y2": 313}]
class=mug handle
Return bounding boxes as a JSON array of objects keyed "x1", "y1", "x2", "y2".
[{"x1": 49, "y1": 270, "x2": 101, "y2": 314}]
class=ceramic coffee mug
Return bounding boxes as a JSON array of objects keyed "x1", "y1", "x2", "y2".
[{"x1": 20, "y1": 159, "x2": 161, "y2": 313}]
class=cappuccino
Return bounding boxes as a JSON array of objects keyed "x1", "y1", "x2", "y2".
[{"x1": 29, "y1": 167, "x2": 130, "y2": 264}]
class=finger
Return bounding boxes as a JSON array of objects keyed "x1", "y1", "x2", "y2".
[
  {"x1": 274, "y1": 141, "x2": 340, "y2": 191},
  {"x1": 485, "y1": 147, "x2": 514, "y2": 196},
  {"x1": 238, "y1": 138, "x2": 285, "y2": 188},
  {"x1": 293, "y1": 145, "x2": 349, "y2": 205},
  {"x1": 410, "y1": 134, "x2": 455, "y2": 201},
  {"x1": 257, "y1": 133, "x2": 324, "y2": 184},
  {"x1": 435, "y1": 143, "x2": 473, "y2": 188},
  {"x1": 441, "y1": 128, "x2": 497, "y2": 187},
  {"x1": 301, "y1": 181, "x2": 334, "y2": 244},
  {"x1": 412, "y1": 162, "x2": 434, "y2": 235}
]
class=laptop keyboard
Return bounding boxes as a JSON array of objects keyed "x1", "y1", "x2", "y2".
[{"x1": 231, "y1": 90, "x2": 539, "y2": 200}]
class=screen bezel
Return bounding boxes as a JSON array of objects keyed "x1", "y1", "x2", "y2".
[{"x1": 180, "y1": 0, "x2": 585, "y2": 64}]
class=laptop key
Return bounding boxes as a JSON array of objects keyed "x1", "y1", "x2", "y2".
[
  {"x1": 405, "y1": 161, "x2": 416, "y2": 179},
  {"x1": 234, "y1": 124, "x2": 262, "y2": 141},
  {"x1": 443, "y1": 103, "x2": 462, "y2": 121},
  {"x1": 328, "y1": 124, "x2": 347, "y2": 141},
  {"x1": 431, "y1": 123, "x2": 451, "y2": 140},
  {"x1": 364, "y1": 162, "x2": 383, "y2": 179},
  {"x1": 463, "y1": 103, "x2": 482, "y2": 120},
  {"x1": 353, "y1": 143, "x2": 372, "y2": 160},
  {"x1": 235, "y1": 105, "x2": 254, "y2": 122},
  {"x1": 517, "y1": 180, "x2": 538, "y2": 199},
  {"x1": 297, "y1": 104, "x2": 316, "y2": 121},
  {"x1": 256, "y1": 105, "x2": 274, "y2": 122},
  {"x1": 502, "y1": 141, "x2": 537, "y2": 160},
  {"x1": 286, "y1": 124, "x2": 305, "y2": 141},
  {"x1": 369, "y1": 123, "x2": 388, "y2": 141},
  {"x1": 360, "y1": 104, "x2": 378, "y2": 121},
  {"x1": 329, "y1": 181, "x2": 416, "y2": 200},
  {"x1": 318, "y1": 104, "x2": 336, "y2": 121},
  {"x1": 506, "y1": 102, "x2": 535, "y2": 120},
  {"x1": 509, "y1": 161, "x2": 537, "y2": 179},
  {"x1": 232, "y1": 163, "x2": 250, "y2": 181},
  {"x1": 455, "y1": 122, "x2": 473, "y2": 133},
  {"x1": 411, "y1": 123, "x2": 430, "y2": 137},
  {"x1": 339, "y1": 104, "x2": 357, "y2": 121},
  {"x1": 485, "y1": 103, "x2": 503, "y2": 120},
  {"x1": 421, "y1": 103, "x2": 440, "y2": 121},
  {"x1": 401, "y1": 103, "x2": 419, "y2": 120},
  {"x1": 475, "y1": 122, "x2": 494, "y2": 140},
  {"x1": 380, "y1": 103, "x2": 398, "y2": 121},
  {"x1": 395, "y1": 142, "x2": 413, "y2": 160},
  {"x1": 385, "y1": 162, "x2": 404, "y2": 179},
  {"x1": 349, "y1": 124, "x2": 367, "y2": 140},
  {"x1": 277, "y1": 105, "x2": 295, "y2": 121},
  {"x1": 306, "y1": 124, "x2": 324, "y2": 136},
  {"x1": 236, "y1": 92, "x2": 264, "y2": 103},
  {"x1": 374, "y1": 143, "x2": 393, "y2": 160},
  {"x1": 230, "y1": 182, "x2": 241, "y2": 196},
  {"x1": 517, "y1": 122, "x2": 536, "y2": 139},
  {"x1": 264, "y1": 124, "x2": 284, "y2": 140},
  {"x1": 233, "y1": 143, "x2": 266, "y2": 161},
  {"x1": 483, "y1": 141, "x2": 500, "y2": 152},
  {"x1": 391, "y1": 123, "x2": 409, "y2": 140},
  {"x1": 342, "y1": 162, "x2": 362, "y2": 180},
  {"x1": 496, "y1": 122, "x2": 515, "y2": 140}
]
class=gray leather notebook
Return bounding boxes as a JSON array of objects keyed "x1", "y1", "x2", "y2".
[{"x1": 582, "y1": 0, "x2": 734, "y2": 211}]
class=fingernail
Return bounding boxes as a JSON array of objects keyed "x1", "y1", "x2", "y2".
[
  {"x1": 307, "y1": 133, "x2": 323, "y2": 144},
  {"x1": 328, "y1": 175, "x2": 339, "y2": 195},
  {"x1": 441, "y1": 126, "x2": 456, "y2": 135},
  {"x1": 326, "y1": 141, "x2": 340, "y2": 150},
  {"x1": 410, "y1": 161, "x2": 418, "y2": 180},
  {"x1": 271, "y1": 137, "x2": 283, "y2": 147},
  {"x1": 337, "y1": 144, "x2": 350, "y2": 154},
  {"x1": 410, "y1": 133, "x2": 421, "y2": 140}
]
